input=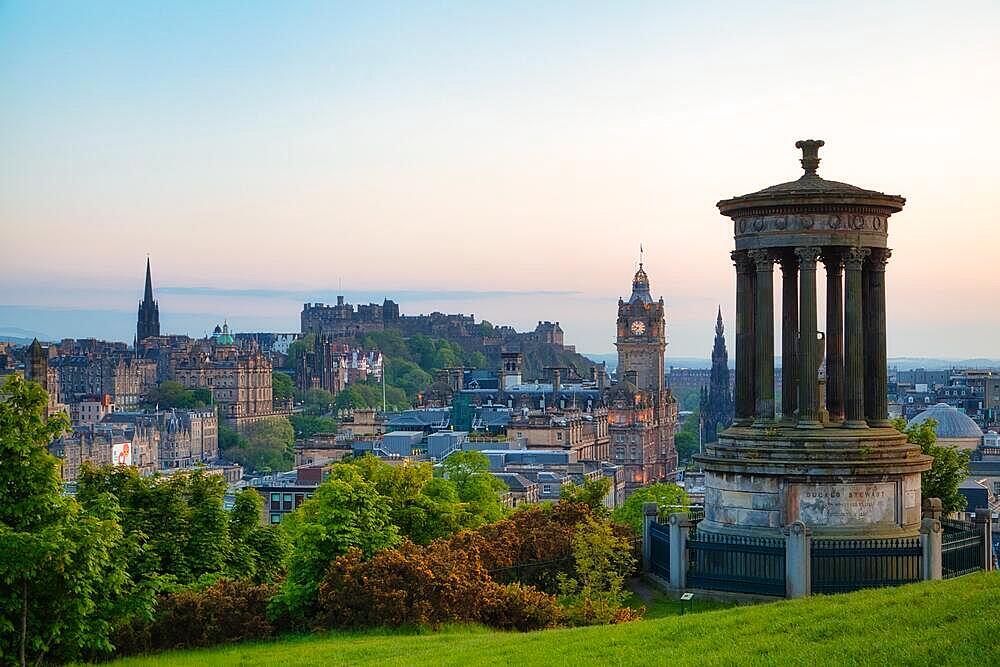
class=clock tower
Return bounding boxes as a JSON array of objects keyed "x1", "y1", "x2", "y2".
[{"x1": 615, "y1": 262, "x2": 666, "y2": 394}]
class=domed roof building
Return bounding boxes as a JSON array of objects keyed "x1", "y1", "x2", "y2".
[{"x1": 906, "y1": 403, "x2": 983, "y2": 451}]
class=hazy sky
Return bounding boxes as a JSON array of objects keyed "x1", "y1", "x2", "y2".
[{"x1": 2, "y1": 1, "x2": 999, "y2": 357}]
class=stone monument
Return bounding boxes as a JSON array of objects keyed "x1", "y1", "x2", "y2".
[{"x1": 694, "y1": 140, "x2": 932, "y2": 538}]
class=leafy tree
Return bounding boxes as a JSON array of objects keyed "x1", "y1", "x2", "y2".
[
  {"x1": 334, "y1": 382, "x2": 408, "y2": 412},
  {"x1": 350, "y1": 455, "x2": 496, "y2": 544},
  {"x1": 286, "y1": 334, "x2": 316, "y2": 370},
  {"x1": 674, "y1": 409, "x2": 702, "y2": 462},
  {"x1": 289, "y1": 414, "x2": 338, "y2": 438},
  {"x1": 0, "y1": 375, "x2": 152, "y2": 665},
  {"x1": 227, "y1": 489, "x2": 290, "y2": 583},
  {"x1": 270, "y1": 465, "x2": 400, "y2": 623},
  {"x1": 464, "y1": 351, "x2": 489, "y2": 369},
  {"x1": 612, "y1": 483, "x2": 690, "y2": 534},
  {"x1": 272, "y1": 371, "x2": 295, "y2": 402},
  {"x1": 893, "y1": 417, "x2": 970, "y2": 514},
  {"x1": 144, "y1": 380, "x2": 211, "y2": 409},
  {"x1": 386, "y1": 358, "x2": 432, "y2": 402},
  {"x1": 441, "y1": 451, "x2": 507, "y2": 526},
  {"x1": 77, "y1": 466, "x2": 231, "y2": 585},
  {"x1": 557, "y1": 515, "x2": 637, "y2": 626},
  {"x1": 221, "y1": 418, "x2": 295, "y2": 473},
  {"x1": 560, "y1": 477, "x2": 613, "y2": 518},
  {"x1": 303, "y1": 388, "x2": 335, "y2": 415}
]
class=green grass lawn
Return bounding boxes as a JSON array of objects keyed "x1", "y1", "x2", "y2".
[{"x1": 108, "y1": 572, "x2": 998, "y2": 667}]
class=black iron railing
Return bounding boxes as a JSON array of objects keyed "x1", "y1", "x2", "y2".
[
  {"x1": 648, "y1": 520, "x2": 671, "y2": 582},
  {"x1": 811, "y1": 537, "x2": 922, "y2": 594},
  {"x1": 687, "y1": 530, "x2": 786, "y2": 596},
  {"x1": 942, "y1": 519, "x2": 984, "y2": 579}
]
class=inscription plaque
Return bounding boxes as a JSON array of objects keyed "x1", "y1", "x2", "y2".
[{"x1": 790, "y1": 482, "x2": 897, "y2": 528}]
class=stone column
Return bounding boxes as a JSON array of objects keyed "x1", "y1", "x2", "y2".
[
  {"x1": 749, "y1": 249, "x2": 775, "y2": 426},
  {"x1": 668, "y1": 512, "x2": 692, "y2": 590},
  {"x1": 823, "y1": 252, "x2": 845, "y2": 423},
  {"x1": 795, "y1": 247, "x2": 822, "y2": 429},
  {"x1": 920, "y1": 518, "x2": 942, "y2": 581},
  {"x1": 784, "y1": 521, "x2": 811, "y2": 598},
  {"x1": 867, "y1": 249, "x2": 892, "y2": 427},
  {"x1": 732, "y1": 251, "x2": 755, "y2": 426},
  {"x1": 779, "y1": 254, "x2": 799, "y2": 423},
  {"x1": 843, "y1": 247, "x2": 870, "y2": 428}
]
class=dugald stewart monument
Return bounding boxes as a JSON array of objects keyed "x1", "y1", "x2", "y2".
[{"x1": 696, "y1": 140, "x2": 933, "y2": 539}]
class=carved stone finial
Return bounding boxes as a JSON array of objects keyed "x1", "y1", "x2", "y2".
[{"x1": 795, "y1": 139, "x2": 825, "y2": 175}]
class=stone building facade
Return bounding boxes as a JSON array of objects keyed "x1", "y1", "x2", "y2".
[
  {"x1": 174, "y1": 333, "x2": 278, "y2": 429},
  {"x1": 611, "y1": 264, "x2": 679, "y2": 493},
  {"x1": 50, "y1": 353, "x2": 157, "y2": 407}
]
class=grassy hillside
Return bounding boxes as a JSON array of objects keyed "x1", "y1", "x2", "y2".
[{"x1": 108, "y1": 572, "x2": 998, "y2": 666}]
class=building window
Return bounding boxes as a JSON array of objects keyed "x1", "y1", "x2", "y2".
[
  {"x1": 283, "y1": 493, "x2": 293, "y2": 511},
  {"x1": 270, "y1": 492, "x2": 281, "y2": 511},
  {"x1": 556, "y1": 432, "x2": 563, "y2": 441},
  {"x1": 542, "y1": 484, "x2": 552, "y2": 494},
  {"x1": 269, "y1": 513, "x2": 281, "y2": 524}
]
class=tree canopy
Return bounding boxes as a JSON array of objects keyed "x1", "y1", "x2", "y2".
[
  {"x1": 612, "y1": 482, "x2": 690, "y2": 534},
  {"x1": 144, "y1": 380, "x2": 212, "y2": 410},
  {"x1": 0, "y1": 374, "x2": 152, "y2": 665},
  {"x1": 220, "y1": 418, "x2": 295, "y2": 473},
  {"x1": 893, "y1": 417, "x2": 970, "y2": 514},
  {"x1": 270, "y1": 465, "x2": 400, "y2": 624},
  {"x1": 272, "y1": 372, "x2": 295, "y2": 401}
]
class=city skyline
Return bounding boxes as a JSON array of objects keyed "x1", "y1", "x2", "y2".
[{"x1": 4, "y1": 2, "x2": 1000, "y2": 356}]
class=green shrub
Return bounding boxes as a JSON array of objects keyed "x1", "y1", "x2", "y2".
[{"x1": 115, "y1": 579, "x2": 277, "y2": 655}]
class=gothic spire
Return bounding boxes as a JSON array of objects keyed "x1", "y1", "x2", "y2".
[
  {"x1": 143, "y1": 257, "x2": 155, "y2": 304},
  {"x1": 716, "y1": 306, "x2": 724, "y2": 337},
  {"x1": 137, "y1": 257, "x2": 160, "y2": 343}
]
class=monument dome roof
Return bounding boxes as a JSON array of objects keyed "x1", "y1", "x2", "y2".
[
  {"x1": 906, "y1": 403, "x2": 984, "y2": 440},
  {"x1": 717, "y1": 139, "x2": 905, "y2": 214}
]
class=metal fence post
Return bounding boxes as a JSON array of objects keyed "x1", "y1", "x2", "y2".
[
  {"x1": 642, "y1": 501, "x2": 658, "y2": 572},
  {"x1": 920, "y1": 518, "x2": 942, "y2": 581},
  {"x1": 783, "y1": 521, "x2": 811, "y2": 598},
  {"x1": 974, "y1": 508, "x2": 994, "y2": 571},
  {"x1": 668, "y1": 512, "x2": 691, "y2": 591}
]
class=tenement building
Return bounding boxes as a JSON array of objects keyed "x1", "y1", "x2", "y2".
[
  {"x1": 104, "y1": 408, "x2": 218, "y2": 469},
  {"x1": 24, "y1": 339, "x2": 67, "y2": 418},
  {"x1": 175, "y1": 323, "x2": 280, "y2": 430},
  {"x1": 695, "y1": 139, "x2": 932, "y2": 538}
]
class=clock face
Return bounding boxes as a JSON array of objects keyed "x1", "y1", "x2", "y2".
[{"x1": 630, "y1": 320, "x2": 646, "y2": 336}]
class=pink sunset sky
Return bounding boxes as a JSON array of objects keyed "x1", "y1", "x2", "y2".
[{"x1": 2, "y1": 2, "x2": 999, "y2": 357}]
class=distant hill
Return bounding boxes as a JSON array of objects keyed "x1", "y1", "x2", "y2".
[
  {"x1": 519, "y1": 340, "x2": 599, "y2": 380},
  {"x1": 888, "y1": 357, "x2": 1000, "y2": 370}
]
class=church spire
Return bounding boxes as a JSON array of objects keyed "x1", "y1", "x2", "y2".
[
  {"x1": 137, "y1": 257, "x2": 160, "y2": 344},
  {"x1": 143, "y1": 257, "x2": 154, "y2": 304},
  {"x1": 716, "y1": 306, "x2": 724, "y2": 337}
]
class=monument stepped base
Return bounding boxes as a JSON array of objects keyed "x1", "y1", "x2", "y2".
[{"x1": 693, "y1": 425, "x2": 932, "y2": 539}]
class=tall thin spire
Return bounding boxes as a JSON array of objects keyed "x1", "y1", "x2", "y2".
[
  {"x1": 137, "y1": 256, "x2": 160, "y2": 344},
  {"x1": 144, "y1": 257, "x2": 154, "y2": 303},
  {"x1": 716, "y1": 305, "x2": 724, "y2": 336}
]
